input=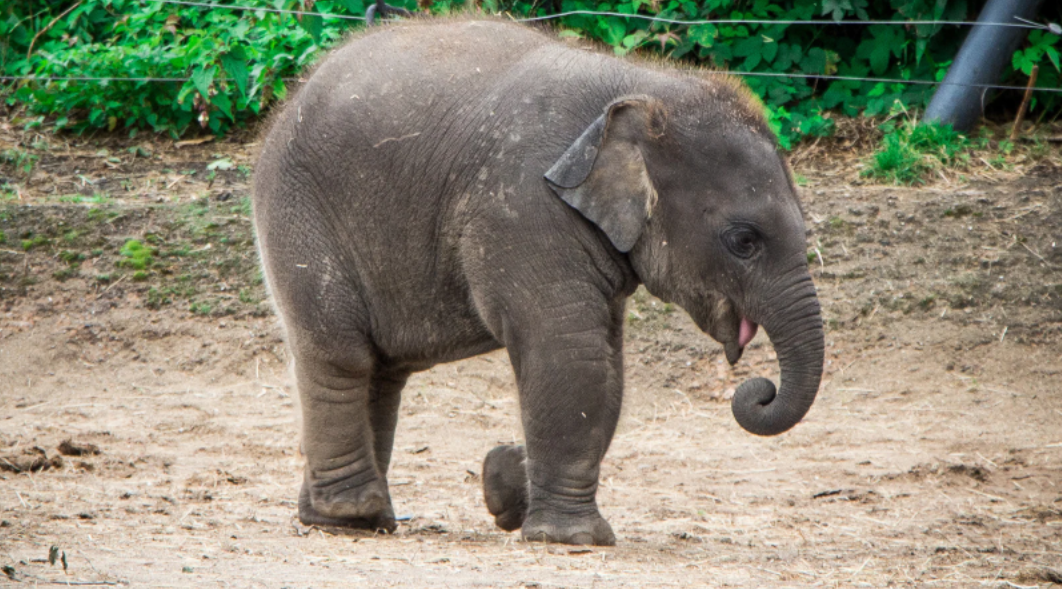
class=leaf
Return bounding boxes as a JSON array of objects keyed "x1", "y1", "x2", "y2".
[
  {"x1": 602, "y1": 18, "x2": 626, "y2": 47},
  {"x1": 821, "y1": 82, "x2": 852, "y2": 109},
  {"x1": 1046, "y1": 46, "x2": 1061, "y2": 73},
  {"x1": 298, "y1": 14, "x2": 323, "y2": 44},
  {"x1": 688, "y1": 24, "x2": 717, "y2": 48},
  {"x1": 915, "y1": 37, "x2": 927, "y2": 65},
  {"x1": 773, "y1": 43, "x2": 800, "y2": 70},
  {"x1": 800, "y1": 48, "x2": 827, "y2": 75},
  {"x1": 211, "y1": 93, "x2": 234, "y2": 121},
  {"x1": 760, "y1": 35, "x2": 778, "y2": 63},
  {"x1": 869, "y1": 41, "x2": 891, "y2": 75},
  {"x1": 207, "y1": 157, "x2": 235, "y2": 171},
  {"x1": 622, "y1": 30, "x2": 648, "y2": 49},
  {"x1": 220, "y1": 47, "x2": 249, "y2": 98},
  {"x1": 341, "y1": 0, "x2": 365, "y2": 13},
  {"x1": 863, "y1": 25, "x2": 904, "y2": 74},
  {"x1": 190, "y1": 65, "x2": 216, "y2": 99},
  {"x1": 733, "y1": 36, "x2": 762, "y2": 58},
  {"x1": 821, "y1": 0, "x2": 847, "y2": 21}
]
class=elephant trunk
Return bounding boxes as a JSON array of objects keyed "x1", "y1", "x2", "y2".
[{"x1": 731, "y1": 268, "x2": 824, "y2": 436}]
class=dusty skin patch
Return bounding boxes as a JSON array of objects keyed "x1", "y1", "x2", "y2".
[{"x1": 1, "y1": 123, "x2": 1061, "y2": 586}]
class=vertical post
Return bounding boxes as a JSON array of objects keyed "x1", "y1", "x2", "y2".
[
  {"x1": 923, "y1": 0, "x2": 1045, "y2": 132},
  {"x1": 1010, "y1": 65, "x2": 1039, "y2": 142}
]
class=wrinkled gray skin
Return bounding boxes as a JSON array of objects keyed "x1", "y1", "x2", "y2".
[{"x1": 254, "y1": 18, "x2": 824, "y2": 546}]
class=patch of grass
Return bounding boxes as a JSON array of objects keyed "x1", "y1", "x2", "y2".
[
  {"x1": 0, "y1": 230, "x2": 6, "y2": 245},
  {"x1": 132, "y1": 270, "x2": 149, "y2": 281},
  {"x1": 56, "y1": 193, "x2": 112, "y2": 205},
  {"x1": 189, "y1": 301, "x2": 213, "y2": 316},
  {"x1": 864, "y1": 116, "x2": 971, "y2": 185},
  {"x1": 232, "y1": 197, "x2": 252, "y2": 218},
  {"x1": 0, "y1": 148, "x2": 38, "y2": 176},
  {"x1": 146, "y1": 287, "x2": 172, "y2": 309},
  {"x1": 917, "y1": 295, "x2": 936, "y2": 311},
  {"x1": 58, "y1": 250, "x2": 85, "y2": 265},
  {"x1": 161, "y1": 244, "x2": 194, "y2": 258},
  {"x1": 95, "y1": 274, "x2": 111, "y2": 283},
  {"x1": 118, "y1": 239, "x2": 156, "y2": 270},
  {"x1": 52, "y1": 267, "x2": 78, "y2": 281},
  {"x1": 86, "y1": 208, "x2": 122, "y2": 223},
  {"x1": 21, "y1": 234, "x2": 50, "y2": 251}
]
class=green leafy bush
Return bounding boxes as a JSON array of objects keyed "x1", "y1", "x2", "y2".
[
  {"x1": 2, "y1": 0, "x2": 358, "y2": 135},
  {"x1": 2, "y1": 0, "x2": 1060, "y2": 145},
  {"x1": 536, "y1": 0, "x2": 1061, "y2": 147}
]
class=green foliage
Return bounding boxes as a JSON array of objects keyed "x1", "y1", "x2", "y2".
[
  {"x1": 1, "y1": 148, "x2": 38, "y2": 175},
  {"x1": 52, "y1": 267, "x2": 78, "y2": 281},
  {"x1": 189, "y1": 300, "x2": 213, "y2": 315},
  {"x1": 1, "y1": 0, "x2": 367, "y2": 135},
  {"x1": 538, "y1": 0, "x2": 1060, "y2": 147},
  {"x1": 21, "y1": 234, "x2": 49, "y2": 251},
  {"x1": 1, "y1": 0, "x2": 1060, "y2": 145},
  {"x1": 864, "y1": 113, "x2": 971, "y2": 184},
  {"x1": 58, "y1": 250, "x2": 86, "y2": 264},
  {"x1": 118, "y1": 238, "x2": 156, "y2": 269}
]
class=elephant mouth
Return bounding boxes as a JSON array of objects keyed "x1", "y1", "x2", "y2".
[
  {"x1": 724, "y1": 316, "x2": 758, "y2": 365},
  {"x1": 694, "y1": 294, "x2": 758, "y2": 366},
  {"x1": 738, "y1": 317, "x2": 758, "y2": 348}
]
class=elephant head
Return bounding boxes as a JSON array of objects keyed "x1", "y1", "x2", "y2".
[{"x1": 545, "y1": 91, "x2": 824, "y2": 436}]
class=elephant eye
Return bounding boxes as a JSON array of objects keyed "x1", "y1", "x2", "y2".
[{"x1": 723, "y1": 226, "x2": 761, "y2": 259}]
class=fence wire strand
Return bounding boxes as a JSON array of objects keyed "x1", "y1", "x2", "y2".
[
  {"x1": 5, "y1": 71, "x2": 1061, "y2": 94},
  {"x1": 149, "y1": 0, "x2": 1056, "y2": 31},
  {"x1": 152, "y1": 0, "x2": 366, "y2": 20}
]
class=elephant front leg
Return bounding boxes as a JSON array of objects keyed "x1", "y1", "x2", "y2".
[
  {"x1": 508, "y1": 323, "x2": 624, "y2": 546},
  {"x1": 295, "y1": 355, "x2": 397, "y2": 532}
]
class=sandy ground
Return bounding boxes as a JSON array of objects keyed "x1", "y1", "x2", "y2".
[{"x1": 1, "y1": 125, "x2": 1061, "y2": 587}]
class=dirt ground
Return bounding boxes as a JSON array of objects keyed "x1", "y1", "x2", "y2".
[{"x1": 1, "y1": 120, "x2": 1061, "y2": 588}]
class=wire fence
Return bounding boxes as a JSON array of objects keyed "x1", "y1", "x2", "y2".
[
  {"x1": 4, "y1": 71, "x2": 1062, "y2": 95},
  {"x1": 2, "y1": 0, "x2": 1060, "y2": 95},
  {"x1": 151, "y1": 0, "x2": 1059, "y2": 31}
]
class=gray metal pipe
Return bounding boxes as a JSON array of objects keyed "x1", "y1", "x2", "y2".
[{"x1": 924, "y1": 0, "x2": 1045, "y2": 131}]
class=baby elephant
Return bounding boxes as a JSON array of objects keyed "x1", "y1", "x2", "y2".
[{"x1": 253, "y1": 17, "x2": 824, "y2": 546}]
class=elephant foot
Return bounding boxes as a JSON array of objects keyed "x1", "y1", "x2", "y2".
[
  {"x1": 521, "y1": 509, "x2": 616, "y2": 546},
  {"x1": 483, "y1": 445, "x2": 529, "y2": 531},
  {"x1": 298, "y1": 479, "x2": 397, "y2": 533}
]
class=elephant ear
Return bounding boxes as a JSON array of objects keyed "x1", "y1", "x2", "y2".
[{"x1": 545, "y1": 96, "x2": 666, "y2": 253}]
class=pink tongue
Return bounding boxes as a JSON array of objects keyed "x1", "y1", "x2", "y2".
[{"x1": 738, "y1": 318, "x2": 758, "y2": 349}]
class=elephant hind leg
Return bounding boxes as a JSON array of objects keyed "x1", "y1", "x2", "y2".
[
  {"x1": 369, "y1": 368, "x2": 409, "y2": 478},
  {"x1": 483, "y1": 445, "x2": 529, "y2": 532},
  {"x1": 294, "y1": 344, "x2": 398, "y2": 533}
]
